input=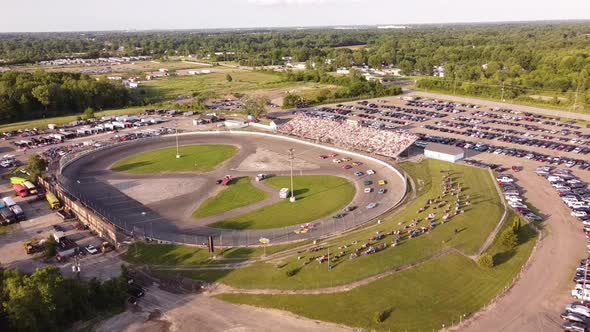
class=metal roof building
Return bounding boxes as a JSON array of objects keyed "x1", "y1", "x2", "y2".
[{"x1": 424, "y1": 143, "x2": 464, "y2": 163}]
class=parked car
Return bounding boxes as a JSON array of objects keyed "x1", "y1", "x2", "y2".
[{"x1": 366, "y1": 202, "x2": 377, "y2": 209}]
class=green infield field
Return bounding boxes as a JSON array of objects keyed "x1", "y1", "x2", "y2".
[
  {"x1": 111, "y1": 144, "x2": 238, "y2": 173},
  {"x1": 170, "y1": 160, "x2": 504, "y2": 289},
  {"x1": 193, "y1": 177, "x2": 269, "y2": 218},
  {"x1": 210, "y1": 175, "x2": 355, "y2": 230}
]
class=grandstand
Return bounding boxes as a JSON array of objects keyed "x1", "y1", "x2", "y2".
[{"x1": 279, "y1": 114, "x2": 417, "y2": 158}]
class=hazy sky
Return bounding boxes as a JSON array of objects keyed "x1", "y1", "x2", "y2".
[{"x1": 1, "y1": 0, "x2": 589, "y2": 32}]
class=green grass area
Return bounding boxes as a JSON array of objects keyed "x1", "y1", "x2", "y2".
[
  {"x1": 111, "y1": 144, "x2": 238, "y2": 173},
  {"x1": 210, "y1": 175, "x2": 355, "y2": 230},
  {"x1": 217, "y1": 223, "x2": 536, "y2": 331},
  {"x1": 0, "y1": 224, "x2": 15, "y2": 236},
  {"x1": 179, "y1": 160, "x2": 503, "y2": 289},
  {"x1": 0, "y1": 106, "x2": 147, "y2": 133},
  {"x1": 193, "y1": 177, "x2": 269, "y2": 218},
  {"x1": 124, "y1": 241, "x2": 311, "y2": 266},
  {"x1": 141, "y1": 70, "x2": 315, "y2": 99}
]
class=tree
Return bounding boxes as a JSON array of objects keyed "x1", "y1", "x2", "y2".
[
  {"x1": 242, "y1": 96, "x2": 269, "y2": 119},
  {"x1": 82, "y1": 107, "x2": 95, "y2": 120},
  {"x1": 512, "y1": 216, "x2": 521, "y2": 233},
  {"x1": 225, "y1": 74, "x2": 233, "y2": 82},
  {"x1": 477, "y1": 253, "x2": 494, "y2": 268},
  {"x1": 283, "y1": 93, "x2": 308, "y2": 109},
  {"x1": 26, "y1": 154, "x2": 49, "y2": 179},
  {"x1": 43, "y1": 236, "x2": 57, "y2": 258},
  {"x1": 501, "y1": 228, "x2": 519, "y2": 249}
]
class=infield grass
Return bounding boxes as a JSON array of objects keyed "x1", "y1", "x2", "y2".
[
  {"x1": 210, "y1": 175, "x2": 355, "y2": 230},
  {"x1": 177, "y1": 160, "x2": 504, "y2": 289},
  {"x1": 111, "y1": 144, "x2": 238, "y2": 173},
  {"x1": 193, "y1": 177, "x2": 269, "y2": 218}
]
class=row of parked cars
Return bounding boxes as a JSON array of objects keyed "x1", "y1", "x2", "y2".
[
  {"x1": 416, "y1": 134, "x2": 590, "y2": 170},
  {"x1": 496, "y1": 174, "x2": 542, "y2": 222},
  {"x1": 430, "y1": 120, "x2": 590, "y2": 155},
  {"x1": 537, "y1": 166, "x2": 590, "y2": 331}
]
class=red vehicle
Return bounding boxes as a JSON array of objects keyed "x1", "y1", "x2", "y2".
[
  {"x1": 13, "y1": 184, "x2": 28, "y2": 198},
  {"x1": 221, "y1": 175, "x2": 232, "y2": 186},
  {"x1": 342, "y1": 165, "x2": 352, "y2": 170},
  {"x1": 328, "y1": 153, "x2": 338, "y2": 157},
  {"x1": 511, "y1": 166, "x2": 522, "y2": 172}
]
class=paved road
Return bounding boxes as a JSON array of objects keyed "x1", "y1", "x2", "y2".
[
  {"x1": 60, "y1": 133, "x2": 406, "y2": 246},
  {"x1": 407, "y1": 90, "x2": 590, "y2": 122}
]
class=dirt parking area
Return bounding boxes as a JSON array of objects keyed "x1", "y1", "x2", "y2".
[{"x1": 96, "y1": 286, "x2": 352, "y2": 332}]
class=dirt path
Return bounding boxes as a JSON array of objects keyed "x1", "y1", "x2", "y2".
[
  {"x1": 457, "y1": 167, "x2": 586, "y2": 332},
  {"x1": 406, "y1": 90, "x2": 590, "y2": 121}
]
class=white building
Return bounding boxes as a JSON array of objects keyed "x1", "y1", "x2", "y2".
[
  {"x1": 433, "y1": 66, "x2": 445, "y2": 78},
  {"x1": 336, "y1": 68, "x2": 350, "y2": 75},
  {"x1": 424, "y1": 143, "x2": 464, "y2": 163}
]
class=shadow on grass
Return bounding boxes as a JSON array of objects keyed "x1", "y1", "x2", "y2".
[
  {"x1": 210, "y1": 220, "x2": 255, "y2": 230},
  {"x1": 112, "y1": 161, "x2": 152, "y2": 172}
]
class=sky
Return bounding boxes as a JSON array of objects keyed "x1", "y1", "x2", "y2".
[{"x1": 1, "y1": 0, "x2": 589, "y2": 32}]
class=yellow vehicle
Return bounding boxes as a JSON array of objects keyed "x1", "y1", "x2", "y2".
[
  {"x1": 378, "y1": 180, "x2": 386, "y2": 186},
  {"x1": 10, "y1": 177, "x2": 26, "y2": 185},
  {"x1": 23, "y1": 181, "x2": 38, "y2": 195},
  {"x1": 46, "y1": 192, "x2": 61, "y2": 209}
]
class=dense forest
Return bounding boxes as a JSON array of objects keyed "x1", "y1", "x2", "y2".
[
  {"x1": 0, "y1": 71, "x2": 132, "y2": 123},
  {"x1": 0, "y1": 266, "x2": 128, "y2": 331}
]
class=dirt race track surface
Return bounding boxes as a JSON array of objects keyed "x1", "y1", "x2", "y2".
[{"x1": 60, "y1": 133, "x2": 406, "y2": 246}]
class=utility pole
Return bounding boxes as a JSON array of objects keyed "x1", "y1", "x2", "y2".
[
  {"x1": 573, "y1": 77, "x2": 581, "y2": 112},
  {"x1": 288, "y1": 148, "x2": 295, "y2": 203},
  {"x1": 501, "y1": 81, "x2": 506, "y2": 102},
  {"x1": 175, "y1": 121, "x2": 180, "y2": 159}
]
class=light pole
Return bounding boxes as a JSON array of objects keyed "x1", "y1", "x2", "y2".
[
  {"x1": 175, "y1": 121, "x2": 180, "y2": 159},
  {"x1": 288, "y1": 148, "x2": 295, "y2": 203}
]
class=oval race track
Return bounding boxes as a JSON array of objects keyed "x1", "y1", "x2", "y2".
[{"x1": 59, "y1": 132, "x2": 407, "y2": 246}]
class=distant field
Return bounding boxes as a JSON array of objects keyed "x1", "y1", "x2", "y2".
[
  {"x1": 111, "y1": 144, "x2": 238, "y2": 173},
  {"x1": 141, "y1": 70, "x2": 316, "y2": 98},
  {"x1": 0, "y1": 106, "x2": 147, "y2": 133},
  {"x1": 193, "y1": 177, "x2": 269, "y2": 218},
  {"x1": 210, "y1": 175, "x2": 355, "y2": 230}
]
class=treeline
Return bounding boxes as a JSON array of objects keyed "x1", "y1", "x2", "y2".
[
  {"x1": 2, "y1": 22, "x2": 590, "y2": 104},
  {"x1": 282, "y1": 70, "x2": 402, "y2": 108},
  {"x1": 0, "y1": 71, "x2": 133, "y2": 123},
  {"x1": 0, "y1": 266, "x2": 128, "y2": 331}
]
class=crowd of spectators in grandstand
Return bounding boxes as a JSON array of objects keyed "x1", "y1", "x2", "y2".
[{"x1": 279, "y1": 115, "x2": 417, "y2": 158}]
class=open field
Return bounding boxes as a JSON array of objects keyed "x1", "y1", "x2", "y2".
[
  {"x1": 141, "y1": 70, "x2": 323, "y2": 98},
  {"x1": 217, "y1": 224, "x2": 537, "y2": 332},
  {"x1": 168, "y1": 160, "x2": 504, "y2": 290},
  {"x1": 111, "y1": 144, "x2": 238, "y2": 173},
  {"x1": 0, "y1": 106, "x2": 148, "y2": 133},
  {"x1": 193, "y1": 177, "x2": 269, "y2": 218},
  {"x1": 210, "y1": 175, "x2": 355, "y2": 230},
  {"x1": 13, "y1": 60, "x2": 207, "y2": 74}
]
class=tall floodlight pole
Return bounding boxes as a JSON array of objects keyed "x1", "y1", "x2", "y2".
[
  {"x1": 288, "y1": 148, "x2": 295, "y2": 203},
  {"x1": 501, "y1": 81, "x2": 506, "y2": 102},
  {"x1": 175, "y1": 121, "x2": 180, "y2": 159}
]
